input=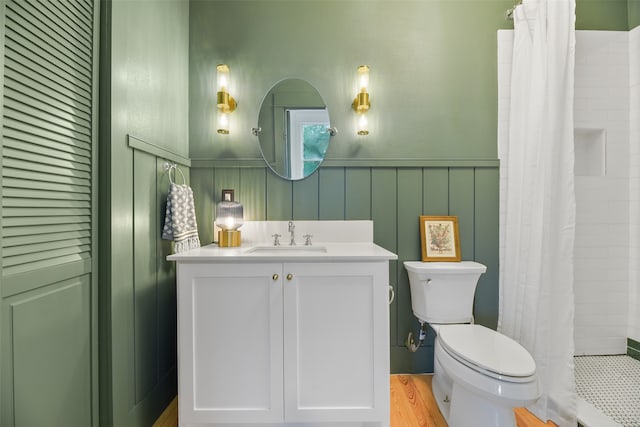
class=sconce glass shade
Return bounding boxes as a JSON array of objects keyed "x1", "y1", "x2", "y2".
[
  {"x1": 357, "y1": 65, "x2": 370, "y2": 92},
  {"x1": 216, "y1": 199, "x2": 243, "y2": 247},
  {"x1": 357, "y1": 114, "x2": 369, "y2": 136},
  {"x1": 216, "y1": 64, "x2": 230, "y2": 92},
  {"x1": 217, "y1": 111, "x2": 230, "y2": 134}
]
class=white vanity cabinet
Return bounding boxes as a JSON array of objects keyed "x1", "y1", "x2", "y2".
[{"x1": 176, "y1": 259, "x2": 391, "y2": 427}]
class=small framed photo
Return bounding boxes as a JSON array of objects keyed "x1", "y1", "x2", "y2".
[
  {"x1": 419, "y1": 216, "x2": 461, "y2": 262},
  {"x1": 221, "y1": 189, "x2": 234, "y2": 202}
]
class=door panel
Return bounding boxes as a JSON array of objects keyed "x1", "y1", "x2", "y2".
[
  {"x1": 178, "y1": 263, "x2": 284, "y2": 424},
  {"x1": 283, "y1": 262, "x2": 389, "y2": 423},
  {"x1": 0, "y1": 0, "x2": 99, "y2": 425},
  {"x1": 5, "y1": 277, "x2": 92, "y2": 427}
]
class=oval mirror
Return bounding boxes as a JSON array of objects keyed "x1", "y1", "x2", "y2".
[{"x1": 256, "y1": 79, "x2": 333, "y2": 180}]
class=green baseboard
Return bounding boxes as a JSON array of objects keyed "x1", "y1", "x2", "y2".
[{"x1": 628, "y1": 338, "x2": 640, "y2": 361}]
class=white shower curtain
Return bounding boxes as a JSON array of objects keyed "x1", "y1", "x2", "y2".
[{"x1": 498, "y1": 0, "x2": 577, "y2": 426}]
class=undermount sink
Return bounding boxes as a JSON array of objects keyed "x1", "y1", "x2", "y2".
[{"x1": 246, "y1": 245, "x2": 328, "y2": 254}]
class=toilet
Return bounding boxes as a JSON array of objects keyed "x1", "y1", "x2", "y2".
[{"x1": 404, "y1": 261, "x2": 542, "y2": 427}]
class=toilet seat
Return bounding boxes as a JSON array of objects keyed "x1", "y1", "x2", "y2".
[{"x1": 437, "y1": 324, "x2": 536, "y2": 383}]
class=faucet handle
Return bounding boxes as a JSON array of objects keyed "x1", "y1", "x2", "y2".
[
  {"x1": 303, "y1": 234, "x2": 313, "y2": 246},
  {"x1": 272, "y1": 233, "x2": 281, "y2": 246}
]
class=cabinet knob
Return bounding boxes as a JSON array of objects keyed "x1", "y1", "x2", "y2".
[
  {"x1": 286, "y1": 273, "x2": 293, "y2": 281},
  {"x1": 272, "y1": 274, "x2": 279, "y2": 281}
]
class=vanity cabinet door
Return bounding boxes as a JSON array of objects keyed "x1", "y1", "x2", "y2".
[
  {"x1": 177, "y1": 263, "x2": 284, "y2": 425},
  {"x1": 282, "y1": 262, "x2": 390, "y2": 423}
]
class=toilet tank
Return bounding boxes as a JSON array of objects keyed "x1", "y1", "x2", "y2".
[{"x1": 403, "y1": 261, "x2": 487, "y2": 324}]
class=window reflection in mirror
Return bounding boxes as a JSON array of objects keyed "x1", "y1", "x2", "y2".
[{"x1": 286, "y1": 109, "x2": 330, "y2": 179}]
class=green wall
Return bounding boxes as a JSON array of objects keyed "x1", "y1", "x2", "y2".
[
  {"x1": 576, "y1": 0, "x2": 629, "y2": 30},
  {"x1": 190, "y1": 0, "x2": 515, "y2": 162},
  {"x1": 630, "y1": 0, "x2": 640, "y2": 29},
  {"x1": 100, "y1": 0, "x2": 189, "y2": 425}
]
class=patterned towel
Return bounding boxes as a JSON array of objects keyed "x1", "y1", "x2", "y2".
[{"x1": 162, "y1": 183, "x2": 201, "y2": 253}]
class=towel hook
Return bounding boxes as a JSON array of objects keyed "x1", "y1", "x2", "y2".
[{"x1": 163, "y1": 162, "x2": 186, "y2": 185}]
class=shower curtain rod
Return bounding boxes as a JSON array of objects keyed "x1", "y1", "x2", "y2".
[{"x1": 505, "y1": 0, "x2": 522, "y2": 20}]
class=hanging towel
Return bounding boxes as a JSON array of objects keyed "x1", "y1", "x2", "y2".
[{"x1": 162, "y1": 182, "x2": 201, "y2": 253}]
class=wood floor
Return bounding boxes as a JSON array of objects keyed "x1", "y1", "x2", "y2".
[
  {"x1": 152, "y1": 394, "x2": 178, "y2": 427},
  {"x1": 152, "y1": 374, "x2": 556, "y2": 427}
]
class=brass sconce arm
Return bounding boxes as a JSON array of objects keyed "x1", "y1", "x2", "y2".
[
  {"x1": 217, "y1": 90, "x2": 237, "y2": 113},
  {"x1": 352, "y1": 90, "x2": 370, "y2": 112}
]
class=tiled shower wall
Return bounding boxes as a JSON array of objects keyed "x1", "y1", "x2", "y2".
[
  {"x1": 498, "y1": 30, "x2": 632, "y2": 355},
  {"x1": 629, "y1": 25, "x2": 640, "y2": 347},
  {"x1": 573, "y1": 31, "x2": 629, "y2": 355}
]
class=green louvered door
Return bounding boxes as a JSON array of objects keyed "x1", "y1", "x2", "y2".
[{"x1": 0, "y1": 1, "x2": 99, "y2": 426}]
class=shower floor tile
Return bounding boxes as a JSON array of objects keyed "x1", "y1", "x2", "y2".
[{"x1": 575, "y1": 355, "x2": 640, "y2": 427}]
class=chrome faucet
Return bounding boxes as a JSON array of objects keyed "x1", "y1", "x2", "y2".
[{"x1": 288, "y1": 221, "x2": 296, "y2": 246}]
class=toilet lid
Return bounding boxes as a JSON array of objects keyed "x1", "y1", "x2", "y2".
[{"x1": 438, "y1": 324, "x2": 536, "y2": 378}]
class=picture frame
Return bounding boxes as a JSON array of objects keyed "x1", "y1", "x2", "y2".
[{"x1": 419, "y1": 215, "x2": 461, "y2": 262}]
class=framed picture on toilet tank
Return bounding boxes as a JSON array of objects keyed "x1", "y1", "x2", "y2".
[{"x1": 419, "y1": 216, "x2": 461, "y2": 262}]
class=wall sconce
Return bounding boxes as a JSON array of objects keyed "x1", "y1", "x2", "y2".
[
  {"x1": 216, "y1": 189, "x2": 243, "y2": 247},
  {"x1": 352, "y1": 65, "x2": 370, "y2": 135},
  {"x1": 216, "y1": 64, "x2": 236, "y2": 134}
]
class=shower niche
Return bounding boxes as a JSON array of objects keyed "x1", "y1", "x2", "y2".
[{"x1": 574, "y1": 128, "x2": 606, "y2": 176}]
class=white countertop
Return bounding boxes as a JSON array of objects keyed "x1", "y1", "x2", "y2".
[{"x1": 167, "y1": 242, "x2": 397, "y2": 263}]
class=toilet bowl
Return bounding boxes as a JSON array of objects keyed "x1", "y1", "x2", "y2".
[
  {"x1": 433, "y1": 324, "x2": 542, "y2": 426},
  {"x1": 404, "y1": 261, "x2": 541, "y2": 427}
]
